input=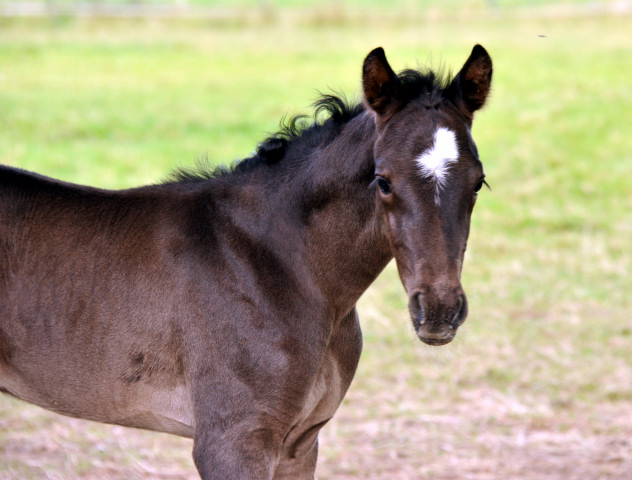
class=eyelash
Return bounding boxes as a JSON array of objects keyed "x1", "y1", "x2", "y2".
[{"x1": 474, "y1": 178, "x2": 490, "y2": 194}]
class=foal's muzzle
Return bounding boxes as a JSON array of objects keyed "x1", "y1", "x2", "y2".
[{"x1": 408, "y1": 290, "x2": 468, "y2": 346}]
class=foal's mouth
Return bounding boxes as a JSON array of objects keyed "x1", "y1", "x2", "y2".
[{"x1": 415, "y1": 329, "x2": 457, "y2": 346}]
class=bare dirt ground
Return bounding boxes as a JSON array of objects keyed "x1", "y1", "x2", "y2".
[{"x1": 319, "y1": 391, "x2": 632, "y2": 480}]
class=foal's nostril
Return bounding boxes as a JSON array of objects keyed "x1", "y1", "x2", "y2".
[
  {"x1": 410, "y1": 292, "x2": 426, "y2": 325},
  {"x1": 450, "y1": 294, "x2": 468, "y2": 329}
]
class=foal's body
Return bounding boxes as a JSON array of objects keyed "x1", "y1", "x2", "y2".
[
  {"x1": 1, "y1": 115, "x2": 382, "y2": 475},
  {"x1": 1, "y1": 46, "x2": 492, "y2": 479}
]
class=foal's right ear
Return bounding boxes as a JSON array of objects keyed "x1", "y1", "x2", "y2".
[{"x1": 362, "y1": 47, "x2": 400, "y2": 119}]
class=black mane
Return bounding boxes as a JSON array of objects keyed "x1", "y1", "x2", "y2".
[{"x1": 167, "y1": 67, "x2": 451, "y2": 184}]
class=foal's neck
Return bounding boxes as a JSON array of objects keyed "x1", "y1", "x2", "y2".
[{"x1": 294, "y1": 112, "x2": 392, "y2": 317}]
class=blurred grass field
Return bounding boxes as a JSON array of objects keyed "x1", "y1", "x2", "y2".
[{"x1": 1, "y1": 3, "x2": 631, "y2": 479}]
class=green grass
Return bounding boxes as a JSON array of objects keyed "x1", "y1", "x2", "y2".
[{"x1": 1, "y1": 6, "x2": 631, "y2": 479}]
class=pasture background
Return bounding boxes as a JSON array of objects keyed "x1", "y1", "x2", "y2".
[{"x1": 1, "y1": 1, "x2": 631, "y2": 478}]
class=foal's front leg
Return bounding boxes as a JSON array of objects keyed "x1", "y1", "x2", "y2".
[
  {"x1": 192, "y1": 422, "x2": 279, "y2": 480},
  {"x1": 190, "y1": 382, "x2": 288, "y2": 480}
]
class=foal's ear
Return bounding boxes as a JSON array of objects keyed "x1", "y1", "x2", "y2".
[
  {"x1": 362, "y1": 47, "x2": 400, "y2": 118},
  {"x1": 447, "y1": 44, "x2": 493, "y2": 118}
]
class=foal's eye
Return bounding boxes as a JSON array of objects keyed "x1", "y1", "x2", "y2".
[
  {"x1": 474, "y1": 178, "x2": 487, "y2": 194},
  {"x1": 377, "y1": 177, "x2": 392, "y2": 195}
]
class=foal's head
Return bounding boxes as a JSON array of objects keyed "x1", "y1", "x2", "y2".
[{"x1": 364, "y1": 45, "x2": 492, "y2": 345}]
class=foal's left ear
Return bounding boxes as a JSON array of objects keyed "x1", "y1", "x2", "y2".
[
  {"x1": 362, "y1": 47, "x2": 400, "y2": 119},
  {"x1": 446, "y1": 45, "x2": 493, "y2": 119}
]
